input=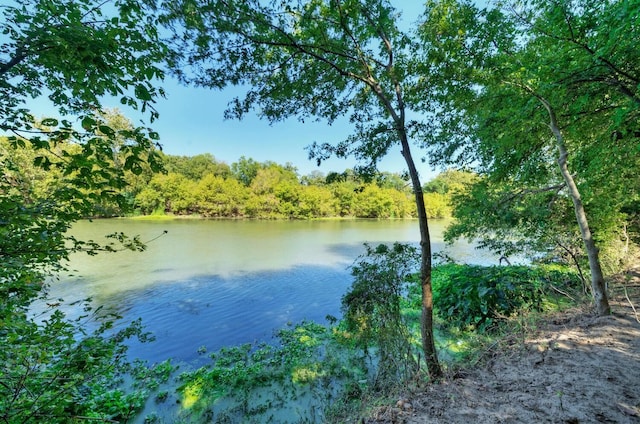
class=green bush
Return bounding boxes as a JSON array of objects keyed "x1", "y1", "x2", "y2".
[
  {"x1": 0, "y1": 302, "x2": 169, "y2": 423},
  {"x1": 342, "y1": 243, "x2": 420, "y2": 386},
  {"x1": 432, "y1": 264, "x2": 581, "y2": 330}
]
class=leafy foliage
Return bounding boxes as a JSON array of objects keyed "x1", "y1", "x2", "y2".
[
  {"x1": 0, "y1": 299, "x2": 172, "y2": 423},
  {"x1": 163, "y1": 153, "x2": 231, "y2": 181},
  {"x1": 415, "y1": 0, "x2": 640, "y2": 314},
  {"x1": 342, "y1": 243, "x2": 420, "y2": 386},
  {"x1": 175, "y1": 321, "x2": 366, "y2": 423},
  {"x1": 1, "y1": 0, "x2": 169, "y2": 421},
  {"x1": 1, "y1": 0, "x2": 166, "y2": 126},
  {"x1": 444, "y1": 177, "x2": 580, "y2": 261},
  {"x1": 431, "y1": 264, "x2": 582, "y2": 330},
  {"x1": 134, "y1": 158, "x2": 430, "y2": 219}
]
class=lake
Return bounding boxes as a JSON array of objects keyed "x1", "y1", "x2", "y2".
[{"x1": 45, "y1": 218, "x2": 499, "y2": 365}]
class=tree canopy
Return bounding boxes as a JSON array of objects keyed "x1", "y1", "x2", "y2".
[
  {"x1": 162, "y1": 0, "x2": 444, "y2": 377},
  {"x1": 1, "y1": 0, "x2": 169, "y2": 420},
  {"x1": 415, "y1": 0, "x2": 640, "y2": 314}
]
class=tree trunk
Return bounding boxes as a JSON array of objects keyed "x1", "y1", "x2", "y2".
[
  {"x1": 398, "y1": 128, "x2": 443, "y2": 379},
  {"x1": 541, "y1": 97, "x2": 611, "y2": 316},
  {"x1": 370, "y1": 74, "x2": 442, "y2": 378}
]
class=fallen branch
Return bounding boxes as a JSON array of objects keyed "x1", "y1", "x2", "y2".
[
  {"x1": 623, "y1": 286, "x2": 640, "y2": 324},
  {"x1": 549, "y1": 284, "x2": 576, "y2": 302}
]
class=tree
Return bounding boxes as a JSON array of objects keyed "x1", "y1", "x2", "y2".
[
  {"x1": 162, "y1": 0, "x2": 443, "y2": 377},
  {"x1": 354, "y1": 184, "x2": 414, "y2": 219},
  {"x1": 1, "y1": 0, "x2": 168, "y2": 419},
  {"x1": 330, "y1": 180, "x2": 360, "y2": 217},
  {"x1": 300, "y1": 169, "x2": 327, "y2": 186},
  {"x1": 423, "y1": 169, "x2": 477, "y2": 196},
  {"x1": 231, "y1": 156, "x2": 263, "y2": 186},
  {"x1": 416, "y1": 0, "x2": 640, "y2": 315},
  {"x1": 297, "y1": 185, "x2": 336, "y2": 218},
  {"x1": 514, "y1": 0, "x2": 640, "y2": 276},
  {"x1": 196, "y1": 174, "x2": 248, "y2": 217},
  {"x1": 144, "y1": 172, "x2": 198, "y2": 214},
  {"x1": 163, "y1": 153, "x2": 231, "y2": 180},
  {"x1": 1, "y1": 125, "x2": 167, "y2": 421}
]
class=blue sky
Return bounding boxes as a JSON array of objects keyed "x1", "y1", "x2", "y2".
[
  {"x1": 135, "y1": 1, "x2": 438, "y2": 179},
  {"x1": 25, "y1": 2, "x2": 442, "y2": 180}
]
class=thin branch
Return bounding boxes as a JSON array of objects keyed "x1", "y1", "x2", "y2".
[
  {"x1": 499, "y1": 182, "x2": 566, "y2": 205},
  {"x1": 624, "y1": 286, "x2": 640, "y2": 324},
  {"x1": 81, "y1": 0, "x2": 111, "y2": 21},
  {"x1": 358, "y1": 2, "x2": 393, "y2": 72},
  {"x1": 550, "y1": 284, "x2": 576, "y2": 302},
  {"x1": 334, "y1": 0, "x2": 374, "y2": 79}
]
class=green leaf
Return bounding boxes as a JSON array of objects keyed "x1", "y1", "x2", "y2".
[
  {"x1": 98, "y1": 125, "x2": 116, "y2": 137},
  {"x1": 81, "y1": 116, "x2": 96, "y2": 131},
  {"x1": 41, "y1": 118, "x2": 59, "y2": 127},
  {"x1": 134, "y1": 84, "x2": 152, "y2": 101}
]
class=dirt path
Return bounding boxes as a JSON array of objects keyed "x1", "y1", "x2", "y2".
[{"x1": 368, "y1": 269, "x2": 640, "y2": 423}]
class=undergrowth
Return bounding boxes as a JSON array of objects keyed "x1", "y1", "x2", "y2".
[
  {"x1": 326, "y1": 261, "x2": 586, "y2": 423},
  {"x1": 130, "y1": 258, "x2": 585, "y2": 423}
]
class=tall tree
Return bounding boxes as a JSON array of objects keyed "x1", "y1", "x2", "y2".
[
  {"x1": 162, "y1": 0, "x2": 443, "y2": 378},
  {"x1": 1, "y1": 0, "x2": 169, "y2": 419},
  {"x1": 416, "y1": 0, "x2": 640, "y2": 315}
]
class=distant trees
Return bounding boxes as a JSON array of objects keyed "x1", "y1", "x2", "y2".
[
  {"x1": 423, "y1": 170, "x2": 477, "y2": 219},
  {"x1": 132, "y1": 155, "x2": 438, "y2": 220},
  {"x1": 164, "y1": 153, "x2": 231, "y2": 180}
]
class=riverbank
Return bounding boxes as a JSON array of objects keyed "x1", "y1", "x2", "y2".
[
  {"x1": 135, "y1": 262, "x2": 582, "y2": 423},
  {"x1": 365, "y1": 267, "x2": 640, "y2": 423},
  {"x1": 125, "y1": 213, "x2": 425, "y2": 221}
]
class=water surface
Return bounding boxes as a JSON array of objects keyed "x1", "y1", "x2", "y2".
[{"x1": 46, "y1": 219, "x2": 497, "y2": 364}]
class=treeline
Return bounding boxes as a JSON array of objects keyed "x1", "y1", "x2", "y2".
[
  {"x1": 0, "y1": 133, "x2": 470, "y2": 220},
  {"x1": 135, "y1": 154, "x2": 468, "y2": 219}
]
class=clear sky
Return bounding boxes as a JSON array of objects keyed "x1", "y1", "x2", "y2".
[
  {"x1": 138, "y1": 1, "x2": 439, "y2": 179},
  {"x1": 27, "y1": 2, "x2": 443, "y2": 180}
]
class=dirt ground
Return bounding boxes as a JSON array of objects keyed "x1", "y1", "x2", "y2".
[{"x1": 368, "y1": 268, "x2": 640, "y2": 424}]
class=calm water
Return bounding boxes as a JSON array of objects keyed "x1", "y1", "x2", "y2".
[{"x1": 44, "y1": 219, "x2": 498, "y2": 365}]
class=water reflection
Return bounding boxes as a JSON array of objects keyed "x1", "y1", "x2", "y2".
[
  {"x1": 115, "y1": 265, "x2": 350, "y2": 364},
  {"x1": 44, "y1": 219, "x2": 502, "y2": 364}
]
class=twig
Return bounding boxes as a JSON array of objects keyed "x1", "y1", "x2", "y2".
[
  {"x1": 549, "y1": 284, "x2": 576, "y2": 302},
  {"x1": 470, "y1": 340, "x2": 500, "y2": 367},
  {"x1": 624, "y1": 286, "x2": 640, "y2": 324}
]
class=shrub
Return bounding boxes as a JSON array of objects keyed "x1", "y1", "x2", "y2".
[
  {"x1": 342, "y1": 243, "x2": 420, "y2": 386},
  {"x1": 432, "y1": 264, "x2": 581, "y2": 330}
]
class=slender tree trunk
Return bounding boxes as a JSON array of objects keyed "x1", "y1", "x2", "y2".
[
  {"x1": 371, "y1": 73, "x2": 442, "y2": 378},
  {"x1": 398, "y1": 128, "x2": 443, "y2": 379},
  {"x1": 539, "y1": 97, "x2": 611, "y2": 316}
]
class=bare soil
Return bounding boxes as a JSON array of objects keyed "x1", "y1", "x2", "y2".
[{"x1": 367, "y1": 268, "x2": 640, "y2": 424}]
